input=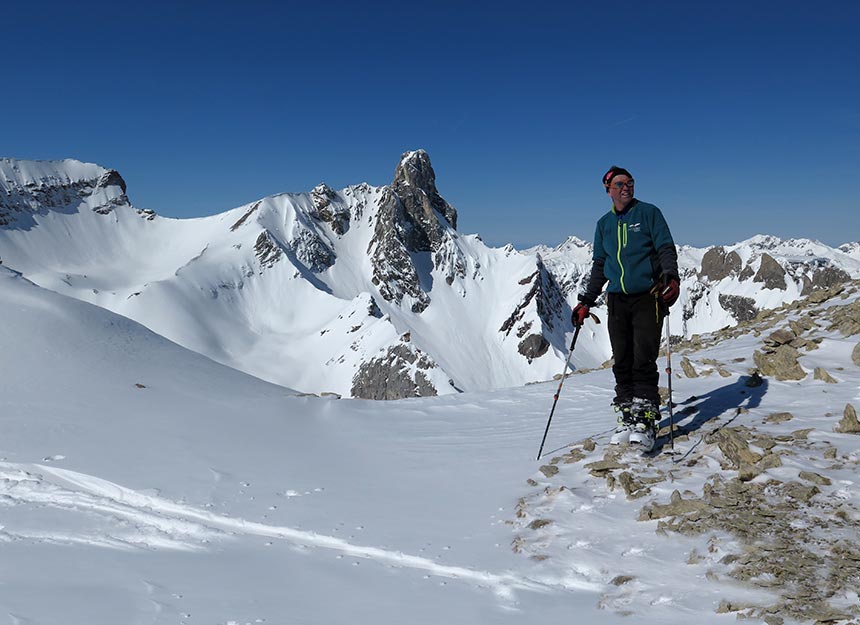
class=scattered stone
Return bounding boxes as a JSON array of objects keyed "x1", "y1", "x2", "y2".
[
  {"x1": 738, "y1": 462, "x2": 761, "y2": 482},
  {"x1": 639, "y1": 490, "x2": 710, "y2": 521},
  {"x1": 618, "y1": 471, "x2": 650, "y2": 499},
  {"x1": 538, "y1": 464, "x2": 559, "y2": 478},
  {"x1": 835, "y1": 404, "x2": 860, "y2": 434},
  {"x1": 765, "y1": 412, "x2": 794, "y2": 424},
  {"x1": 828, "y1": 300, "x2": 860, "y2": 335},
  {"x1": 680, "y1": 357, "x2": 699, "y2": 378},
  {"x1": 814, "y1": 367, "x2": 838, "y2": 384},
  {"x1": 799, "y1": 471, "x2": 832, "y2": 486},
  {"x1": 582, "y1": 438, "x2": 597, "y2": 452},
  {"x1": 610, "y1": 575, "x2": 635, "y2": 586},
  {"x1": 754, "y1": 345, "x2": 807, "y2": 381},
  {"x1": 757, "y1": 453, "x2": 783, "y2": 471},
  {"x1": 807, "y1": 283, "x2": 845, "y2": 304},
  {"x1": 781, "y1": 481, "x2": 820, "y2": 503},
  {"x1": 528, "y1": 519, "x2": 552, "y2": 530},
  {"x1": 852, "y1": 343, "x2": 860, "y2": 366},
  {"x1": 716, "y1": 599, "x2": 756, "y2": 614},
  {"x1": 526, "y1": 478, "x2": 538, "y2": 487},
  {"x1": 562, "y1": 449, "x2": 586, "y2": 463},
  {"x1": 809, "y1": 608, "x2": 854, "y2": 623},
  {"x1": 707, "y1": 428, "x2": 763, "y2": 469},
  {"x1": 511, "y1": 536, "x2": 525, "y2": 553},
  {"x1": 584, "y1": 459, "x2": 626, "y2": 476},
  {"x1": 751, "y1": 434, "x2": 778, "y2": 450},
  {"x1": 514, "y1": 497, "x2": 528, "y2": 519},
  {"x1": 789, "y1": 316, "x2": 817, "y2": 335},
  {"x1": 765, "y1": 328, "x2": 797, "y2": 346},
  {"x1": 791, "y1": 428, "x2": 815, "y2": 440}
]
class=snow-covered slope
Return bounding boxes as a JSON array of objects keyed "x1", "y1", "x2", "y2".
[
  {"x1": 0, "y1": 154, "x2": 573, "y2": 398},
  {"x1": 2, "y1": 248, "x2": 859, "y2": 624}
]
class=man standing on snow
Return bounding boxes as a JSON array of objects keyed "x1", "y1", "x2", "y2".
[{"x1": 572, "y1": 166, "x2": 680, "y2": 451}]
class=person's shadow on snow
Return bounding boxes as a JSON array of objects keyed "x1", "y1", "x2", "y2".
[{"x1": 650, "y1": 372, "x2": 769, "y2": 456}]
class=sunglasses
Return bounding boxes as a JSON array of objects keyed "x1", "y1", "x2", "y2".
[{"x1": 611, "y1": 180, "x2": 635, "y2": 189}]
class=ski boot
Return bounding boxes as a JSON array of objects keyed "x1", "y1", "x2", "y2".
[
  {"x1": 609, "y1": 401, "x2": 636, "y2": 445},
  {"x1": 629, "y1": 397, "x2": 659, "y2": 452}
]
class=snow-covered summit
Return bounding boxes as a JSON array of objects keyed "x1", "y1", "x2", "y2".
[
  {"x1": 0, "y1": 157, "x2": 113, "y2": 189},
  {"x1": 0, "y1": 157, "x2": 131, "y2": 228}
]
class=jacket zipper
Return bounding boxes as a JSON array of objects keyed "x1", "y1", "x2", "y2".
[{"x1": 616, "y1": 217, "x2": 628, "y2": 294}]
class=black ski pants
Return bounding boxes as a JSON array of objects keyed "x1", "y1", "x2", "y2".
[{"x1": 607, "y1": 291, "x2": 665, "y2": 406}]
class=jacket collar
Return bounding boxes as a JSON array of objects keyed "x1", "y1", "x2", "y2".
[{"x1": 611, "y1": 198, "x2": 638, "y2": 216}]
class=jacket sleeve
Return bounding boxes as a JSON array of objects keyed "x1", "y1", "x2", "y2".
[
  {"x1": 649, "y1": 206, "x2": 679, "y2": 279},
  {"x1": 579, "y1": 257, "x2": 607, "y2": 306},
  {"x1": 657, "y1": 244, "x2": 679, "y2": 280}
]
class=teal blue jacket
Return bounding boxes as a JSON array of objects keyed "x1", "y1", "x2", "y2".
[{"x1": 580, "y1": 199, "x2": 678, "y2": 304}]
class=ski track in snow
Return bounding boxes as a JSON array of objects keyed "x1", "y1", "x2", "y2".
[{"x1": 0, "y1": 462, "x2": 600, "y2": 602}]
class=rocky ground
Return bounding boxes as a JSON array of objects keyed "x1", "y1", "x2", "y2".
[{"x1": 511, "y1": 280, "x2": 860, "y2": 624}]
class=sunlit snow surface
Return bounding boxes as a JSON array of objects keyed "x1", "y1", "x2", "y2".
[{"x1": 3, "y1": 265, "x2": 860, "y2": 624}]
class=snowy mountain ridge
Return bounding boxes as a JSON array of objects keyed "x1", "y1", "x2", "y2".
[
  {"x1": 1, "y1": 154, "x2": 858, "y2": 399},
  {"x1": 0, "y1": 153, "x2": 574, "y2": 399}
]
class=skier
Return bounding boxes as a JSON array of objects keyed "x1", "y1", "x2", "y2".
[{"x1": 572, "y1": 166, "x2": 680, "y2": 451}]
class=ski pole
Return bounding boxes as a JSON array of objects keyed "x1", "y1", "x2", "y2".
[
  {"x1": 664, "y1": 311, "x2": 675, "y2": 453},
  {"x1": 536, "y1": 314, "x2": 599, "y2": 460}
]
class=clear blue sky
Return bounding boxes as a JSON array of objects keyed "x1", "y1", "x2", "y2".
[{"x1": 3, "y1": 1, "x2": 858, "y2": 248}]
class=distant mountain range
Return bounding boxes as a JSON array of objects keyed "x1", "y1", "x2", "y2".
[{"x1": 2, "y1": 153, "x2": 859, "y2": 399}]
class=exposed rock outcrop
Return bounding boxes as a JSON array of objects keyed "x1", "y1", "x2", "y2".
[
  {"x1": 700, "y1": 246, "x2": 742, "y2": 281},
  {"x1": 351, "y1": 344, "x2": 440, "y2": 400},
  {"x1": 366, "y1": 151, "x2": 463, "y2": 313},
  {"x1": 718, "y1": 294, "x2": 759, "y2": 322},
  {"x1": 0, "y1": 162, "x2": 131, "y2": 225},
  {"x1": 311, "y1": 183, "x2": 350, "y2": 236},
  {"x1": 254, "y1": 231, "x2": 283, "y2": 269},
  {"x1": 500, "y1": 258, "x2": 570, "y2": 363},
  {"x1": 518, "y1": 334, "x2": 549, "y2": 362},
  {"x1": 801, "y1": 265, "x2": 851, "y2": 295},
  {"x1": 753, "y1": 253, "x2": 787, "y2": 290},
  {"x1": 288, "y1": 219, "x2": 335, "y2": 273}
]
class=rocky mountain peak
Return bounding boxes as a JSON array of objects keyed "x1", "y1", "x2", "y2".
[
  {"x1": 98, "y1": 169, "x2": 127, "y2": 194},
  {"x1": 391, "y1": 149, "x2": 457, "y2": 233},
  {"x1": 0, "y1": 158, "x2": 131, "y2": 225},
  {"x1": 366, "y1": 150, "x2": 464, "y2": 312}
]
